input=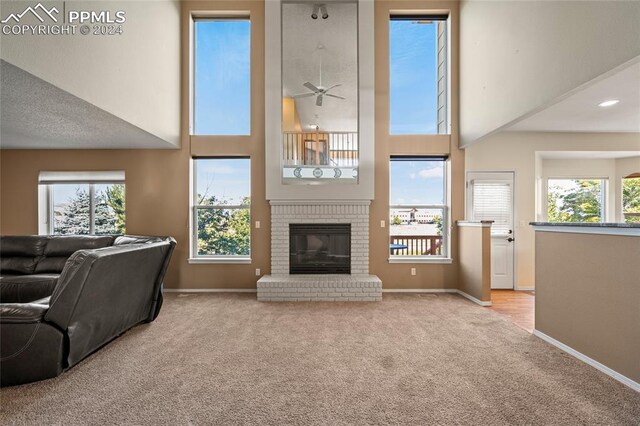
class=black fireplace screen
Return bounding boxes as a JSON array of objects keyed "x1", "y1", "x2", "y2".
[{"x1": 289, "y1": 224, "x2": 351, "y2": 274}]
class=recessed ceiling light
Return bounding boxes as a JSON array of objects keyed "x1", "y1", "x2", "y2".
[{"x1": 598, "y1": 99, "x2": 619, "y2": 107}]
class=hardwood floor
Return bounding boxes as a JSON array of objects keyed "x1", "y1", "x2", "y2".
[{"x1": 489, "y1": 290, "x2": 535, "y2": 332}]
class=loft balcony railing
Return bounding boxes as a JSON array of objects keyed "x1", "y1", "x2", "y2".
[{"x1": 282, "y1": 131, "x2": 358, "y2": 168}]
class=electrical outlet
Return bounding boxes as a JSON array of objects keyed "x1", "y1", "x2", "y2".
[
  {"x1": 411, "y1": 268, "x2": 416, "y2": 276},
  {"x1": 255, "y1": 221, "x2": 261, "y2": 229},
  {"x1": 255, "y1": 268, "x2": 261, "y2": 276},
  {"x1": 380, "y1": 220, "x2": 386, "y2": 228}
]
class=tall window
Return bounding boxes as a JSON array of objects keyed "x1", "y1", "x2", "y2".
[
  {"x1": 622, "y1": 175, "x2": 640, "y2": 223},
  {"x1": 389, "y1": 157, "x2": 448, "y2": 257},
  {"x1": 193, "y1": 18, "x2": 251, "y2": 135},
  {"x1": 39, "y1": 172, "x2": 125, "y2": 235},
  {"x1": 389, "y1": 15, "x2": 448, "y2": 135},
  {"x1": 193, "y1": 158, "x2": 251, "y2": 258},
  {"x1": 547, "y1": 178, "x2": 607, "y2": 223}
]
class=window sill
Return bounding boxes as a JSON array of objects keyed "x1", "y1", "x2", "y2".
[
  {"x1": 388, "y1": 257, "x2": 453, "y2": 264},
  {"x1": 188, "y1": 257, "x2": 252, "y2": 265}
]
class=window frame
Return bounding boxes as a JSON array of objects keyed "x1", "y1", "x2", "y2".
[
  {"x1": 388, "y1": 156, "x2": 451, "y2": 263},
  {"x1": 40, "y1": 180, "x2": 125, "y2": 236},
  {"x1": 189, "y1": 157, "x2": 252, "y2": 264},
  {"x1": 190, "y1": 15, "x2": 252, "y2": 137},
  {"x1": 546, "y1": 177, "x2": 608, "y2": 223},
  {"x1": 388, "y1": 13, "x2": 450, "y2": 136}
]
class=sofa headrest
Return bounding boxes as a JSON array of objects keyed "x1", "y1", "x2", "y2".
[
  {"x1": 44, "y1": 235, "x2": 116, "y2": 257},
  {"x1": 0, "y1": 235, "x2": 49, "y2": 257},
  {"x1": 114, "y1": 235, "x2": 171, "y2": 245}
]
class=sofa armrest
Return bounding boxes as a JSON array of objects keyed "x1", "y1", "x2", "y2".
[{"x1": 0, "y1": 302, "x2": 49, "y2": 324}]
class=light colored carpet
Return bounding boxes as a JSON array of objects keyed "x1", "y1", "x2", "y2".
[{"x1": 1, "y1": 293, "x2": 638, "y2": 425}]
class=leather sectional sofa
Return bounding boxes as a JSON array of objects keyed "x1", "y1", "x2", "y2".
[{"x1": 0, "y1": 235, "x2": 176, "y2": 386}]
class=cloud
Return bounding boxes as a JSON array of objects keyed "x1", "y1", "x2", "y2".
[{"x1": 417, "y1": 164, "x2": 444, "y2": 179}]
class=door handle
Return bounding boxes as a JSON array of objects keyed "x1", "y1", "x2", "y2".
[{"x1": 507, "y1": 237, "x2": 515, "y2": 242}]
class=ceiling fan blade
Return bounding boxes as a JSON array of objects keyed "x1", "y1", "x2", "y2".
[
  {"x1": 324, "y1": 84, "x2": 342, "y2": 93},
  {"x1": 316, "y1": 95, "x2": 323, "y2": 106},
  {"x1": 292, "y1": 92, "x2": 315, "y2": 99},
  {"x1": 304, "y1": 82, "x2": 320, "y2": 93},
  {"x1": 325, "y1": 94, "x2": 345, "y2": 100}
]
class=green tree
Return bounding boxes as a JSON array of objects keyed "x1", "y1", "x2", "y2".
[
  {"x1": 433, "y1": 214, "x2": 443, "y2": 236},
  {"x1": 55, "y1": 187, "x2": 91, "y2": 234},
  {"x1": 623, "y1": 177, "x2": 640, "y2": 223},
  {"x1": 104, "y1": 184, "x2": 126, "y2": 234},
  {"x1": 548, "y1": 180, "x2": 602, "y2": 223},
  {"x1": 55, "y1": 185, "x2": 125, "y2": 235},
  {"x1": 197, "y1": 195, "x2": 250, "y2": 256},
  {"x1": 392, "y1": 215, "x2": 402, "y2": 225}
]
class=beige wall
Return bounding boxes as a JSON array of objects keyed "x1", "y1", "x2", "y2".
[
  {"x1": 0, "y1": 1, "x2": 268, "y2": 290},
  {"x1": 465, "y1": 132, "x2": 640, "y2": 288},
  {"x1": 457, "y1": 223, "x2": 491, "y2": 302},
  {"x1": 0, "y1": 0, "x2": 181, "y2": 146},
  {"x1": 535, "y1": 230, "x2": 640, "y2": 384},
  {"x1": 1, "y1": 0, "x2": 466, "y2": 291},
  {"x1": 459, "y1": 0, "x2": 640, "y2": 147},
  {"x1": 372, "y1": 1, "x2": 462, "y2": 290}
]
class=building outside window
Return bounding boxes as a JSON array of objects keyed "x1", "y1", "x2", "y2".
[
  {"x1": 193, "y1": 18, "x2": 251, "y2": 135},
  {"x1": 38, "y1": 172, "x2": 125, "y2": 235},
  {"x1": 389, "y1": 157, "x2": 448, "y2": 258},
  {"x1": 547, "y1": 178, "x2": 607, "y2": 223},
  {"x1": 389, "y1": 15, "x2": 448, "y2": 135},
  {"x1": 192, "y1": 158, "x2": 251, "y2": 259}
]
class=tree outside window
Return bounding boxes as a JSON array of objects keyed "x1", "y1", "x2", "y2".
[{"x1": 547, "y1": 179, "x2": 606, "y2": 223}]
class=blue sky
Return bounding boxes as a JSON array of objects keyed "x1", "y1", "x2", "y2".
[
  {"x1": 196, "y1": 158, "x2": 250, "y2": 205},
  {"x1": 389, "y1": 20, "x2": 438, "y2": 134},
  {"x1": 390, "y1": 159, "x2": 444, "y2": 205},
  {"x1": 195, "y1": 20, "x2": 251, "y2": 135}
]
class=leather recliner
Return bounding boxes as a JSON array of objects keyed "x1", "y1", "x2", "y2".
[{"x1": 0, "y1": 235, "x2": 176, "y2": 386}]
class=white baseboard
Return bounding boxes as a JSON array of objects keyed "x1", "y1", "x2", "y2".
[
  {"x1": 383, "y1": 289, "x2": 491, "y2": 307},
  {"x1": 515, "y1": 286, "x2": 535, "y2": 291},
  {"x1": 382, "y1": 288, "x2": 456, "y2": 293},
  {"x1": 533, "y1": 329, "x2": 640, "y2": 393},
  {"x1": 455, "y1": 290, "x2": 492, "y2": 306},
  {"x1": 163, "y1": 288, "x2": 257, "y2": 293}
]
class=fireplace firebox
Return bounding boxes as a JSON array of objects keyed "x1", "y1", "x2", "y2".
[{"x1": 289, "y1": 224, "x2": 351, "y2": 274}]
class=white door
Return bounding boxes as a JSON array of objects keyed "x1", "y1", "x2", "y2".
[{"x1": 467, "y1": 172, "x2": 515, "y2": 289}]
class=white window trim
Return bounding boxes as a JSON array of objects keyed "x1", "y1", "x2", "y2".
[
  {"x1": 190, "y1": 14, "x2": 252, "y2": 137},
  {"x1": 38, "y1": 172, "x2": 125, "y2": 235},
  {"x1": 388, "y1": 13, "x2": 451, "y2": 136},
  {"x1": 190, "y1": 158, "x2": 252, "y2": 263},
  {"x1": 388, "y1": 158, "x2": 451, "y2": 262}
]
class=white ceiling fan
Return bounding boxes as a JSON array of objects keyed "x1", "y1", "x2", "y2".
[
  {"x1": 292, "y1": 44, "x2": 345, "y2": 107},
  {"x1": 293, "y1": 82, "x2": 345, "y2": 106}
]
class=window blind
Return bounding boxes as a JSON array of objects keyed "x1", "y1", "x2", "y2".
[{"x1": 472, "y1": 181, "x2": 512, "y2": 235}]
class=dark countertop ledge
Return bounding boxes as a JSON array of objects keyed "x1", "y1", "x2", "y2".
[{"x1": 530, "y1": 222, "x2": 640, "y2": 228}]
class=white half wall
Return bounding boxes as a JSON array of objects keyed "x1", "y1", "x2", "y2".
[
  {"x1": 459, "y1": 0, "x2": 640, "y2": 147},
  {"x1": 0, "y1": 0, "x2": 181, "y2": 147},
  {"x1": 465, "y1": 132, "x2": 640, "y2": 288}
]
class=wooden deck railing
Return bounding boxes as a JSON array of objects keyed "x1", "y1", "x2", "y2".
[{"x1": 390, "y1": 235, "x2": 442, "y2": 256}]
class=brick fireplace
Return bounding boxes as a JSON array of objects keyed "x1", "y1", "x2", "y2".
[{"x1": 257, "y1": 201, "x2": 382, "y2": 301}]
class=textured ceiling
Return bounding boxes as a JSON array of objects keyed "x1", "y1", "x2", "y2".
[
  {"x1": 0, "y1": 60, "x2": 175, "y2": 149},
  {"x1": 509, "y1": 60, "x2": 640, "y2": 133},
  {"x1": 282, "y1": 1, "x2": 358, "y2": 132}
]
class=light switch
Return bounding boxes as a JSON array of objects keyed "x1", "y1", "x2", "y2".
[
  {"x1": 255, "y1": 221, "x2": 260, "y2": 229},
  {"x1": 255, "y1": 268, "x2": 261, "y2": 276},
  {"x1": 380, "y1": 220, "x2": 386, "y2": 228},
  {"x1": 411, "y1": 268, "x2": 416, "y2": 276}
]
